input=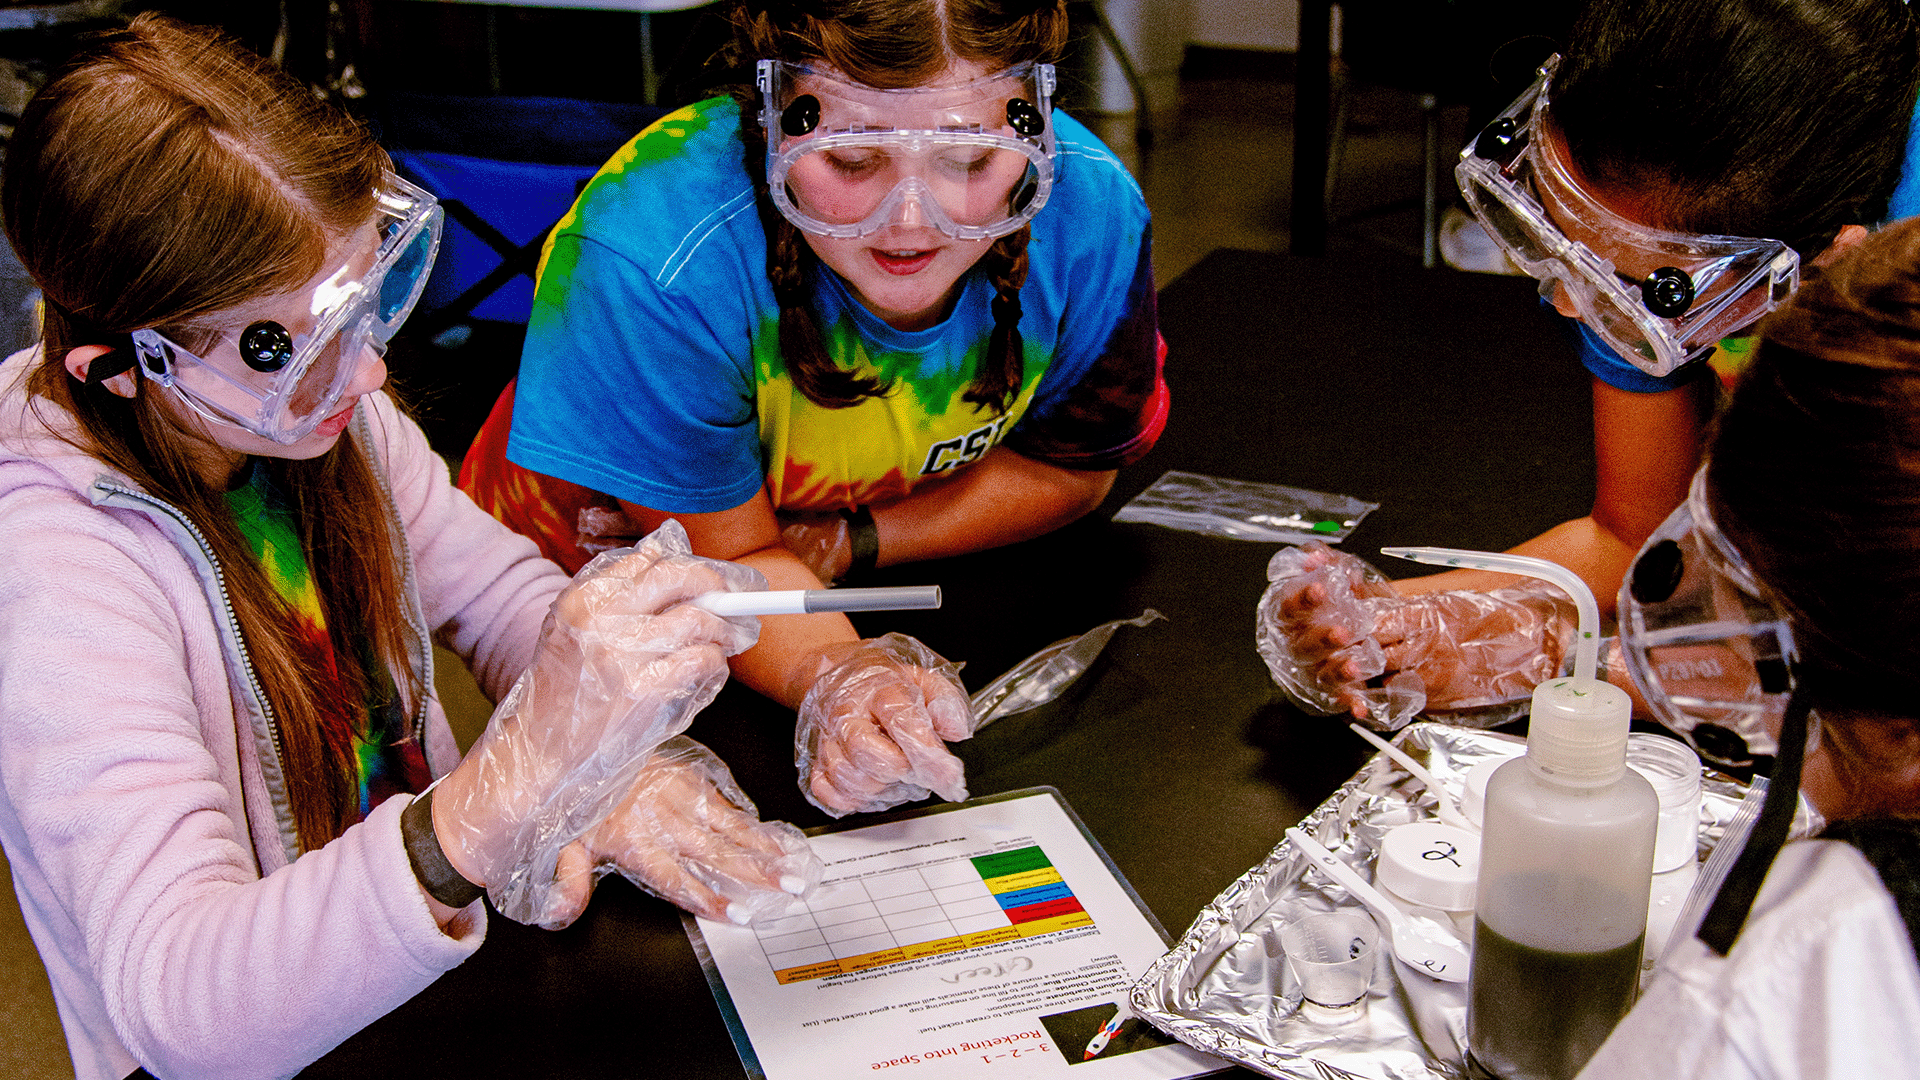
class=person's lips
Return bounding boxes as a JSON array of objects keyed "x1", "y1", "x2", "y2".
[
  {"x1": 870, "y1": 248, "x2": 938, "y2": 275},
  {"x1": 313, "y1": 400, "x2": 357, "y2": 438}
]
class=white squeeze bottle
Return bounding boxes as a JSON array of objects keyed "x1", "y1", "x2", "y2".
[{"x1": 1383, "y1": 549, "x2": 1658, "y2": 1080}]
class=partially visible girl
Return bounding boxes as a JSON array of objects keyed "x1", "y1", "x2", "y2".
[
  {"x1": 0, "y1": 17, "x2": 814, "y2": 1080},
  {"x1": 458, "y1": 0, "x2": 1167, "y2": 815},
  {"x1": 1579, "y1": 211, "x2": 1920, "y2": 1080},
  {"x1": 1261, "y1": 0, "x2": 1920, "y2": 735}
]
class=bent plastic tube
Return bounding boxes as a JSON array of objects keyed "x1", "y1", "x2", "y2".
[{"x1": 692, "y1": 585, "x2": 941, "y2": 617}]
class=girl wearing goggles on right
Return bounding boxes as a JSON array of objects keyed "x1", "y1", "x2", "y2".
[
  {"x1": 1576, "y1": 211, "x2": 1920, "y2": 1080},
  {"x1": 1261, "y1": 0, "x2": 1920, "y2": 731}
]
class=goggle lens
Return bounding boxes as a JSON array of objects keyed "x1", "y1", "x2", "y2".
[
  {"x1": 130, "y1": 172, "x2": 441, "y2": 444},
  {"x1": 1619, "y1": 469, "x2": 1796, "y2": 767},
  {"x1": 783, "y1": 144, "x2": 1041, "y2": 231},
  {"x1": 759, "y1": 60, "x2": 1057, "y2": 241},
  {"x1": 1456, "y1": 55, "x2": 1798, "y2": 378},
  {"x1": 376, "y1": 220, "x2": 437, "y2": 331}
]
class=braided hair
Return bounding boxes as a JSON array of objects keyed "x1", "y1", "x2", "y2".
[{"x1": 729, "y1": 0, "x2": 1068, "y2": 411}]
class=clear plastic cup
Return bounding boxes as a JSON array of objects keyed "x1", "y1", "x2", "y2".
[{"x1": 1278, "y1": 909, "x2": 1379, "y2": 1024}]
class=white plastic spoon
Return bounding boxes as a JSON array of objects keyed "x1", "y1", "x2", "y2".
[
  {"x1": 1285, "y1": 826, "x2": 1471, "y2": 983},
  {"x1": 1348, "y1": 723, "x2": 1475, "y2": 832}
]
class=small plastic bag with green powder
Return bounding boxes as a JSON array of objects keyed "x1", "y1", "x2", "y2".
[{"x1": 1112, "y1": 470, "x2": 1379, "y2": 544}]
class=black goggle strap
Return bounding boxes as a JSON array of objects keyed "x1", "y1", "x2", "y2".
[
  {"x1": 83, "y1": 337, "x2": 139, "y2": 384},
  {"x1": 1695, "y1": 687, "x2": 1812, "y2": 954},
  {"x1": 42, "y1": 294, "x2": 139, "y2": 385}
]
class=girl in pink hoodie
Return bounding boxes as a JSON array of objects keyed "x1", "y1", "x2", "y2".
[{"x1": 0, "y1": 16, "x2": 817, "y2": 1080}]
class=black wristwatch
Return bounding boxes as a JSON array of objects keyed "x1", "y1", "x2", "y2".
[
  {"x1": 841, "y1": 504, "x2": 879, "y2": 581},
  {"x1": 401, "y1": 785, "x2": 485, "y2": 908}
]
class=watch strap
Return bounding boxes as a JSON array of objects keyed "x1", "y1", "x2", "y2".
[
  {"x1": 401, "y1": 785, "x2": 485, "y2": 909},
  {"x1": 841, "y1": 504, "x2": 879, "y2": 580}
]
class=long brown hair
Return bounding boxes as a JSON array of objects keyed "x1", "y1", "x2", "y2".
[
  {"x1": 2, "y1": 14, "x2": 423, "y2": 850},
  {"x1": 1708, "y1": 214, "x2": 1920, "y2": 811},
  {"x1": 728, "y1": 0, "x2": 1069, "y2": 410}
]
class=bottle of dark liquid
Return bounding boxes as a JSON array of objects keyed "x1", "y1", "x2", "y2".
[{"x1": 1465, "y1": 675, "x2": 1658, "y2": 1080}]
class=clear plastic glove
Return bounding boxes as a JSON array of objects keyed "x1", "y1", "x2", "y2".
[
  {"x1": 432, "y1": 519, "x2": 763, "y2": 924},
  {"x1": 776, "y1": 510, "x2": 852, "y2": 584},
  {"x1": 793, "y1": 633, "x2": 973, "y2": 817},
  {"x1": 577, "y1": 504, "x2": 646, "y2": 560},
  {"x1": 539, "y1": 736, "x2": 825, "y2": 929},
  {"x1": 1255, "y1": 540, "x2": 1576, "y2": 728}
]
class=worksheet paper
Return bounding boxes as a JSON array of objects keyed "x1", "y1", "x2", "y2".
[{"x1": 686, "y1": 788, "x2": 1227, "y2": 1080}]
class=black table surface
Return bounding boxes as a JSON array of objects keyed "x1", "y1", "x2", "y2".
[{"x1": 301, "y1": 249, "x2": 1592, "y2": 1078}]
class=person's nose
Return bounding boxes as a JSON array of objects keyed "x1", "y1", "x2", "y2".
[
  {"x1": 886, "y1": 188, "x2": 929, "y2": 230},
  {"x1": 1542, "y1": 277, "x2": 1583, "y2": 320},
  {"x1": 345, "y1": 343, "x2": 388, "y2": 399}
]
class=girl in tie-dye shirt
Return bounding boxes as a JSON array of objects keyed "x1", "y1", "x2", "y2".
[{"x1": 460, "y1": 1, "x2": 1168, "y2": 815}]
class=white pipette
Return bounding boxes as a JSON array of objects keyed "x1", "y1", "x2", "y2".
[
  {"x1": 1348, "y1": 723, "x2": 1474, "y2": 832},
  {"x1": 692, "y1": 585, "x2": 942, "y2": 618},
  {"x1": 1379, "y1": 547, "x2": 1601, "y2": 682}
]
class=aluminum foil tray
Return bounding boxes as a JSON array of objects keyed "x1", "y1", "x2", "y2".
[{"x1": 1128, "y1": 723, "x2": 1754, "y2": 1080}]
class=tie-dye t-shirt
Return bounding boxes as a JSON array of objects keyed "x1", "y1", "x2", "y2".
[
  {"x1": 226, "y1": 463, "x2": 429, "y2": 825},
  {"x1": 486, "y1": 96, "x2": 1164, "y2": 559}
]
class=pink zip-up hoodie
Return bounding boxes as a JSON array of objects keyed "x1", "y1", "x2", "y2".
[{"x1": 0, "y1": 349, "x2": 569, "y2": 1080}]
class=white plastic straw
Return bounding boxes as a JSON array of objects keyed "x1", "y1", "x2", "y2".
[
  {"x1": 692, "y1": 585, "x2": 941, "y2": 617},
  {"x1": 1380, "y1": 547, "x2": 1601, "y2": 683}
]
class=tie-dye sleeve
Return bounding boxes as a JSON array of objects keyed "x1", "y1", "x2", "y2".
[{"x1": 1003, "y1": 221, "x2": 1169, "y2": 470}]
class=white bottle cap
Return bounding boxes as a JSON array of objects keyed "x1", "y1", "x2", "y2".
[
  {"x1": 1375, "y1": 821, "x2": 1481, "y2": 912},
  {"x1": 1526, "y1": 676, "x2": 1633, "y2": 785}
]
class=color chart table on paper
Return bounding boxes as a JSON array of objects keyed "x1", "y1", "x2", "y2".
[{"x1": 754, "y1": 845, "x2": 1093, "y2": 984}]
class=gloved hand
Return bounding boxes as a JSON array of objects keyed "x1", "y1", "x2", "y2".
[
  {"x1": 431, "y1": 519, "x2": 763, "y2": 924},
  {"x1": 792, "y1": 633, "x2": 974, "y2": 817},
  {"x1": 538, "y1": 736, "x2": 825, "y2": 929},
  {"x1": 576, "y1": 504, "x2": 646, "y2": 560},
  {"x1": 776, "y1": 510, "x2": 852, "y2": 584},
  {"x1": 1256, "y1": 541, "x2": 1576, "y2": 727}
]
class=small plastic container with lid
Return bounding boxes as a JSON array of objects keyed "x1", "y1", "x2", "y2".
[
  {"x1": 1626, "y1": 733, "x2": 1705, "y2": 873},
  {"x1": 1462, "y1": 750, "x2": 1525, "y2": 830},
  {"x1": 1374, "y1": 820, "x2": 1481, "y2": 938}
]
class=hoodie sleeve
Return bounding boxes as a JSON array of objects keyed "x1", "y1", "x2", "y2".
[{"x1": 0, "y1": 471, "x2": 483, "y2": 1080}]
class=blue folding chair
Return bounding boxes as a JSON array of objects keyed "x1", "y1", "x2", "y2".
[{"x1": 379, "y1": 92, "x2": 668, "y2": 336}]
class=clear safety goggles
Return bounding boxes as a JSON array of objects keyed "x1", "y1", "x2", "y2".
[
  {"x1": 131, "y1": 172, "x2": 442, "y2": 444},
  {"x1": 1618, "y1": 467, "x2": 1798, "y2": 768},
  {"x1": 755, "y1": 60, "x2": 1056, "y2": 241},
  {"x1": 1456, "y1": 55, "x2": 1800, "y2": 378}
]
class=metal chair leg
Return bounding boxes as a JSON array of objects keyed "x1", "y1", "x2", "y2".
[
  {"x1": 1072, "y1": 1, "x2": 1153, "y2": 151},
  {"x1": 1421, "y1": 92, "x2": 1440, "y2": 269}
]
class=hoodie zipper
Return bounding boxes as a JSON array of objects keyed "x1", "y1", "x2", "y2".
[
  {"x1": 91, "y1": 413, "x2": 438, "y2": 859},
  {"x1": 351, "y1": 410, "x2": 433, "y2": 745},
  {"x1": 90, "y1": 477, "x2": 302, "y2": 864}
]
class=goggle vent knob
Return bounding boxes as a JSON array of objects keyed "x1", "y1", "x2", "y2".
[
  {"x1": 1643, "y1": 267, "x2": 1696, "y2": 318},
  {"x1": 781, "y1": 95, "x2": 820, "y2": 137},
  {"x1": 1474, "y1": 117, "x2": 1520, "y2": 161},
  {"x1": 1689, "y1": 723, "x2": 1755, "y2": 770},
  {"x1": 240, "y1": 321, "x2": 294, "y2": 373},
  {"x1": 1630, "y1": 538, "x2": 1686, "y2": 605},
  {"x1": 1007, "y1": 99, "x2": 1045, "y2": 137}
]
